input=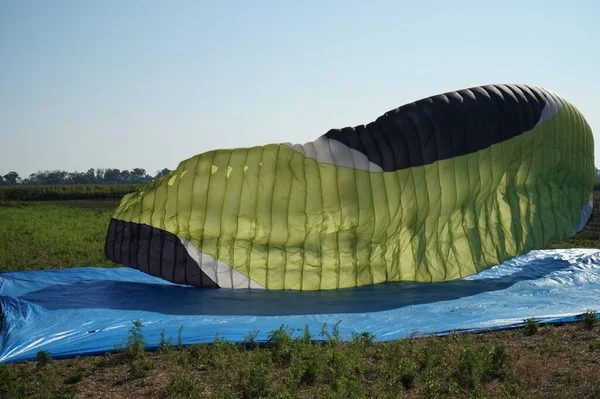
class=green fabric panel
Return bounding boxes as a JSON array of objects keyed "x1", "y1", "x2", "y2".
[
  {"x1": 220, "y1": 148, "x2": 248, "y2": 270},
  {"x1": 300, "y1": 154, "x2": 323, "y2": 290},
  {"x1": 354, "y1": 167, "x2": 375, "y2": 286},
  {"x1": 267, "y1": 146, "x2": 294, "y2": 289},
  {"x1": 284, "y1": 150, "x2": 308, "y2": 290},
  {"x1": 235, "y1": 146, "x2": 263, "y2": 279},
  {"x1": 111, "y1": 100, "x2": 594, "y2": 290}
]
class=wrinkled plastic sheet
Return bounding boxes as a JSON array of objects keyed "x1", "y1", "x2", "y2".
[{"x1": 1, "y1": 249, "x2": 600, "y2": 363}]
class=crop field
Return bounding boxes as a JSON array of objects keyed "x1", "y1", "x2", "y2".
[
  {"x1": 0, "y1": 184, "x2": 140, "y2": 201},
  {"x1": 0, "y1": 193, "x2": 599, "y2": 398}
]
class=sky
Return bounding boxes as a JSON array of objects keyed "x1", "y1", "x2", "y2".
[{"x1": 1, "y1": 0, "x2": 599, "y2": 178}]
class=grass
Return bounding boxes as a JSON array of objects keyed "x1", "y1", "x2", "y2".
[
  {"x1": 0, "y1": 201, "x2": 117, "y2": 270},
  {"x1": 0, "y1": 197, "x2": 599, "y2": 398}
]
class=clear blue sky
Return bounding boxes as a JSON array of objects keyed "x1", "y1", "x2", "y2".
[{"x1": 1, "y1": 0, "x2": 598, "y2": 178}]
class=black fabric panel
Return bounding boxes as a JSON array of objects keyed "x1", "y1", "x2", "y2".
[
  {"x1": 511, "y1": 86, "x2": 534, "y2": 129},
  {"x1": 171, "y1": 234, "x2": 188, "y2": 285},
  {"x1": 136, "y1": 222, "x2": 151, "y2": 275},
  {"x1": 185, "y1": 251, "x2": 203, "y2": 288},
  {"x1": 148, "y1": 228, "x2": 164, "y2": 280},
  {"x1": 105, "y1": 218, "x2": 219, "y2": 288},
  {"x1": 354, "y1": 125, "x2": 382, "y2": 167},
  {"x1": 325, "y1": 84, "x2": 547, "y2": 171},
  {"x1": 104, "y1": 218, "x2": 117, "y2": 261},
  {"x1": 341, "y1": 127, "x2": 366, "y2": 156},
  {"x1": 367, "y1": 121, "x2": 396, "y2": 171}
]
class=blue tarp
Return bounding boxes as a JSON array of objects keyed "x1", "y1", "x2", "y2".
[{"x1": 1, "y1": 249, "x2": 600, "y2": 363}]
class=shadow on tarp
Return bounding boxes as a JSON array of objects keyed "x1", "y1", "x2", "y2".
[{"x1": 18, "y1": 255, "x2": 570, "y2": 316}]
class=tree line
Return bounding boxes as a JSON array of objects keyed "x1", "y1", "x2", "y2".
[{"x1": 0, "y1": 168, "x2": 172, "y2": 186}]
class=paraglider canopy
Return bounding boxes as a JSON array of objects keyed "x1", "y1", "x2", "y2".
[{"x1": 105, "y1": 84, "x2": 595, "y2": 290}]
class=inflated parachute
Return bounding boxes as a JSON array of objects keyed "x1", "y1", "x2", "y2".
[{"x1": 105, "y1": 84, "x2": 595, "y2": 290}]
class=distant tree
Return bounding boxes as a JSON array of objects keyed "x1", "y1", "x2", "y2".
[
  {"x1": 131, "y1": 168, "x2": 150, "y2": 183},
  {"x1": 3, "y1": 171, "x2": 20, "y2": 185},
  {"x1": 85, "y1": 168, "x2": 97, "y2": 184},
  {"x1": 67, "y1": 171, "x2": 84, "y2": 184},
  {"x1": 67, "y1": 170, "x2": 96, "y2": 184},
  {"x1": 46, "y1": 170, "x2": 68, "y2": 184},
  {"x1": 95, "y1": 168, "x2": 105, "y2": 182},
  {"x1": 120, "y1": 170, "x2": 131, "y2": 183},
  {"x1": 24, "y1": 170, "x2": 68, "y2": 185},
  {"x1": 103, "y1": 168, "x2": 121, "y2": 184},
  {"x1": 155, "y1": 168, "x2": 172, "y2": 178},
  {"x1": 4, "y1": 167, "x2": 166, "y2": 185}
]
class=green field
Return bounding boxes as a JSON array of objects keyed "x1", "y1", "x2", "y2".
[
  {"x1": 0, "y1": 198, "x2": 599, "y2": 398},
  {"x1": 0, "y1": 201, "x2": 117, "y2": 271}
]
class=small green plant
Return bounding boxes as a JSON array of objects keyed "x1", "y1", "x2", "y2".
[
  {"x1": 64, "y1": 368, "x2": 85, "y2": 384},
  {"x1": 177, "y1": 325, "x2": 184, "y2": 349},
  {"x1": 129, "y1": 358, "x2": 153, "y2": 378},
  {"x1": 0, "y1": 364, "x2": 33, "y2": 398},
  {"x1": 454, "y1": 343, "x2": 511, "y2": 392},
  {"x1": 578, "y1": 310, "x2": 597, "y2": 330},
  {"x1": 36, "y1": 350, "x2": 52, "y2": 367},
  {"x1": 267, "y1": 325, "x2": 295, "y2": 365},
  {"x1": 126, "y1": 320, "x2": 146, "y2": 359},
  {"x1": 393, "y1": 357, "x2": 418, "y2": 390},
  {"x1": 207, "y1": 336, "x2": 239, "y2": 371},
  {"x1": 239, "y1": 362, "x2": 271, "y2": 399},
  {"x1": 320, "y1": 320, "x2": 343, "y2": 343},
  {"x1": 487, "y1": 344, "x2": 510, "y2": 380},
  {"x1": 522, "y1": 317, "x2": 539, "y2": 336},
  {"x1": 188, "y1": 342, "x2": 209, "y2": 360},
  {"x1": 38, "y1": 371, "x2": 78, "y2": 399},
  {"x1": 285, "y1": 342, "x2": 324, "y2": 389},
  {"x1": 457, "y1": 345, "x2": 486, "y2": 389},
  {"x1": 124, "y1": 320, "x2": 153, "y2": 377},
  {"x1": 322, "y1": 339, "x2": 367, "y2": 398},
  {"x1": 164, "y1": 368, "x2": 203, "y2": 397},
  {"x1": 300, "y1": 324, "x2": 312, "y2": 343},
  {"x1": 214, "y1": 387, "x2": 238, "y2": 399},
  {"x1": 159, "y1": 329, "x2": 174, "y2": 353},
  {"x1": 351, "y1": 331, "x2": 376, "y2": 347},
  {"x1": 243, "y1": 329, "x2": 260, "y2": 348},
  {"x1": 447, "y1": 329, "x2": 462, "y2": 342},
  {"x1": 589, "y1": 341, "x2": 600, "y2": 352}
]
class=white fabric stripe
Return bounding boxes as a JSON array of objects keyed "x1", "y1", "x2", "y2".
[
  {"x1": 284, "y1": 139, "x2": 383, "y2": 172},
  {"x1": 304, "y1": 141, "x2": 317, "y2": 159},
  {"x1": 571, "y1": 199, "x2": 594, "y2": 237},
  {"x1": 292, "y1": 143, "x2": 305, "y2": 155},
  {"x1": 314, "y1": 136, "x2": 334, "y2": 164},
  {"x1": 328, "y1": 138, "x2": 354, "y2": 169},
  {"x1": 350, "y1": 148, "x2": 368, "y2": 171},
  {"x1": 179, "y1": 238, "x2": 265, "y2": 289},
  {"x1": 535, "y1": 87, "x2": 566, "y2": 127}
]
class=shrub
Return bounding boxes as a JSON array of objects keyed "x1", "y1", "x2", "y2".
[
  {"x1": 126, "y1": 320, "x2": 146, "y2": 360},
  {"x1": 267, "y1": 325, "x2": 295, "y2": 365},
  {"x1": 36, "y1": 350, "x2": 52, "y2": 367},
  {"x1": 522, "y1": 317, "x2": 539, "y2": 336},
  {"x1": 239, "y1": 362, "x2": 271, "y2": 399},
  {"x1": 578, "y1": 310, "x2": 597, "y2": 330}
]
